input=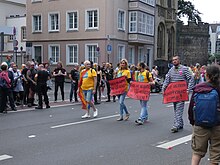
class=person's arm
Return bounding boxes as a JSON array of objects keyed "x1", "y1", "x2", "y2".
[
  {"x1": 34, "y1": 73, "x2": 38, "y2": 82},
  {"x1": 162, "y1": 69, "x2": 171, "y2": 94},
  {"x1": 27, "y1": 70, "x2": 36, "y2": 85}
]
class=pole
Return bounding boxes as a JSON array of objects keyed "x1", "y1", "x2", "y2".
[{"x1": 0, "y1": 32, "x2": 4, "y2": 63}]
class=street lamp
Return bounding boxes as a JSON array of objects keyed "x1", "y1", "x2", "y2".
[{"x1": 20, "y1": 46, "x2": 23, "y2": 64}]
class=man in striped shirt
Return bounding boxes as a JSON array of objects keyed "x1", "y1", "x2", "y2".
[{"x1": 162, "y1": 56, "x2": 194, "y2": 133}]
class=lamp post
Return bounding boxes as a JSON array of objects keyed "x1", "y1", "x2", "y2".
[{"x1": 20, "y1": 46, "x2": 23, "y2": 65}]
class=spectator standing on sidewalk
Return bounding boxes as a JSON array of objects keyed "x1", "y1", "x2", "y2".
[
  {"x1": 69, "y1": 64, "x2": 79, "y2": 102},
  {"x1": 162, "y1": 55, "x2": 194, "y2": 133},
  {"x1": 35, "y1": 64, "x2": 50, "y2": 109},
  {"x1": 103, "y1": 62, "x2": 114, "y2": 102},
  {"x1": 188, "y1": 65, "x2": 220, "y2": 165},
  {"x1": 53, "y1": 61, "x2": 67, "y2": 102},
  {"x1": 93, "y1": 63, "x2": 102, "y2": 105},
  {"x1": 116, "y1": 59, "x2": 131, "y2": 121},
  {"x1": 79, "y1": 60, "x2": 98, "y2": 119},
  {"x1": 22, "y1": 61, "x2": 30, "y2": 105}
]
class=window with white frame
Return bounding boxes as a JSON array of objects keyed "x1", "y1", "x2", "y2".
[
  {"x1": 49, "y1": 13, "x2": 59, "y2": 31},
  {"x1": 140, "y1": 0, "x2": 155, "y2": 6},
  {"x1": 129, "y1": 11, "x2": 137, "y2": 33},
  {"x1": 32, "y1": 15, "x2": 42, "y2": 32},
  {"x1": 138, "y1": 47, "x2": 144, "y2": 62},
  {"x1": 118, "y1": 9, "x2": 125, "y2": 31},
  {"x1": 8, "y1": 35, "x2": 13, "y2": 41},
  {"x1": 49, "y1": 45, "x2": 60, "y2": 63},
  {"x1": 118, "y1": 45, "x2": 125, "y2": 62},
  {"x1": 138, "y1": 12, "x2": 154, "y2": 36},
  {"x1": 66, "y1": 11, "x2": 78, "y2": 31},
  {"x1": 21, "y1": 26, "x2": 26, "y2": 40},
  {"x1": 86, "y1": 44, "x2": 98, "y2": 63},
  {"x1": 66, "y1": 44, "x2": 78, "y2": 64},
  {"x1": 86, "y1": 9, "x2": 98, "y2": 29},
  {"x1": 128, "y1": 47, "x2": 135, "y2": 65}
]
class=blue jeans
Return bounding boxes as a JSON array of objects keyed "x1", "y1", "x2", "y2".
[
  {"x1": 119, "y1": 92, "x2": 129, "y2": 116},
  {"x1": 139, "y1": 100, "x2": 148, "y2": 121}
]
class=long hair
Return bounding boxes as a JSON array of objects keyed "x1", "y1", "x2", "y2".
[
  {"x1": 119, "y1": 59, "x2": 128, "y2": 70},
  {"x1": 206, "y1": 65, "x2": 220, "y2": 87}
]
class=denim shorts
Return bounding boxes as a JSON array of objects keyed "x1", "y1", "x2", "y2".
[{"x1": 83, "y1": 89, "x2": 93, "y2": 102}]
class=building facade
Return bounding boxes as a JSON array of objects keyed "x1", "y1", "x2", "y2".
[
  {"x1": 0, "y1": 0, "x2": 26, "y2": 65},
  {"x1": 26, "y1": 0, "x2": 156, "y2": 71},
  {"x1": 154, "y1": 0, "x2": 177, "y2": 76},
  {"x1": 209, "y1": 24, "x2": 220, "y2": 55}
]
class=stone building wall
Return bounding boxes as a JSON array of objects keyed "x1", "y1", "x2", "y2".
[{"x1": 176, "y1": 21, "x2": 209, "y2": 66}]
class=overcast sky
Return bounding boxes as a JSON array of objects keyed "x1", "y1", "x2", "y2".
[{"x1": 189, "y1": 0, "x2": 220, "y2": 23}]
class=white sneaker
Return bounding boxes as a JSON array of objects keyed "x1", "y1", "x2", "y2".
[
  {"x1": 81, "y1": 113, "x2": 90, "y2": 119},
  {"x1": 93, "y1": 109, "x2": 98, "y2": 118}
]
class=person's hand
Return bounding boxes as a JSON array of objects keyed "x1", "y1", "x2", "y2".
[
  {"x1": 33, "y1": 81, "x2": 37, "y2": 85},
  {"x1": 92, "y1": 89, "x2": 96, "y2": 94}
]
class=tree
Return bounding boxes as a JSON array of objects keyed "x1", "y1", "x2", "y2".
[{"x1": 178, "y1": 0, "x2": 202, "y2": 23}]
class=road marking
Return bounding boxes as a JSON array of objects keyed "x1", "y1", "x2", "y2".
[
  {"x1": 51, "y1": 114, "x2": 120, "y2": 129},
  {"x1": 156, "y1": 134, "x2": 192, "y2": 149},
  {"x1": 0, "y1": 155, "x2": 13, "y2": 161}
]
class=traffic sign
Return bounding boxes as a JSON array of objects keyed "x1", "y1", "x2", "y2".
[{"x1": 107, "y1": 44, "x2": 112, "y2": 54}]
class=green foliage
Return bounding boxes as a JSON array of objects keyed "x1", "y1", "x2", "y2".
[{"x1": 178, "y1": 0, "x2": 202, "y2": 23}]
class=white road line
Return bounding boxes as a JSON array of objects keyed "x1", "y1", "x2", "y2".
[
  {"x1": 156, "y1": 134, "x2": 192, "y2": 149},
  {"x1": 0, "y1": 154, "x2": 13, "y2": 161},
  {"x1": 51, "y1": 114, "x2": 120, "y2": 129}
]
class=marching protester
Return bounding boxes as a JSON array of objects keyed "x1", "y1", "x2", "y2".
[
  {"x1": 116, "y1": 59, "x2": 131, "y2": 121},
  {"x1": 78, "y1": 60, "x2": 98, "y2": 118},
  {"x1": 69, "y1": 64, "x2": 79, "y2": 103},
  {"x1": 134, "y1": 62, "x2": 154, "y2": 125},
  {"x1": 53, "y1": 61, "x2": 67, "y2": 102},
  {"x1": 188, "y1": 64, "x2": 220, "y2": 165},
  {"x1": 26, "y1": 61, "x2": 37, "y2": 107},
  {"x1": 162, "y1": 55, "x2": 194, "y2": 133},
  {"x1": 35, "y1": 64, "x2": 50, "y2": 109}
]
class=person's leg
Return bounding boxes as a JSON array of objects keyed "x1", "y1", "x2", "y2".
[
  {"x1": 74, "y1": 82, "x2": 78, "y2": 102},
  {"x1": 94, "y1": 83, "x2": 98, "y2": 103},
  {"x1": 118, "y1": 92, "x2": 129, "y2": 120},
  {"x1": 191, "y1": 154, "x2": 202, "y2": 165},
  {"x1": 139, "y1": 100, "x2": 148, "y2": 121},
  {"x1": 8, "y1": 89, "x2": 16, "y2": 110},
  {"x1": 42, "y1": 85, "x2": 49, "y2": 108},
  {"x1": 60, "y1": 82, "x2": 64, "y2": 101},
  {"x1": 37, "y1": 87, "x2": 43, "y2": 108},
  {"x1": 69, "y1": 82, "x2": 74, "y2": 102},
  {"x1": 54, "y1": 82, "x2": 58, "y2": 101},
  {"x1": 175, "y1": 101, "x2": 185, "y2": 128},
  {"x1": 106, "y1": 81, "x2": 111, "y2": 102}
]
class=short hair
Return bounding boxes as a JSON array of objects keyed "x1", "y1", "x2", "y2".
[
  {"x1": 1, "y1": 64, "x2": 8, "y2": 70},
  {"x1": 84, "y1": 60, "x2": 90, "y2": 65}
]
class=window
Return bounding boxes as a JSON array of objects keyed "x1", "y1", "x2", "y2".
[
  {"x1": 128, "y1": 47, "x2": 135, "y2": 64},
  {"x1": 21, "y1": 26, "x2": 26, "y2": 40},
  {"x1": 32, "y1": 0, "x2": 42, "y2": 2},
  {"x1": 129, "y1": 11, "x2": 137, "y2": 33},
  {"x1": 118, "y1": 10, "x2": 125, "y2": 31},
  {"x1": 32, "y1": 15, "x2": 42, "y2": 32},
  {"x1": 86, "y1": 44, "x2": 98, "y2": 63},
  {"x1": 49, "y1": 45, "x2": 60, "y2": 63},
  {"x1": 140, "y1": 0, "x2": 155, "y2": 6},
  {"x1": 118, "y1": 45, "x2": 125, "y2": 62},
  {"x1": 66, "y1": 11, "x2": 78, "y2": 31},
  {"x1": 138, "y1": 47, "x2": 144, "y2": 62},
  {"x1": 138, "y1": 12, "x2": 154, "y2": 36},
  {"x1": 86, "y1": 9, "x2": 99, "y2": 29},
  {"x1": 66, "y1": 44, "x2": 78, "y2": 64},
  {"x1": 8, "y1": 35, "x2": 14, "y2": 41},
  {"x1": 49, "y1": 13, "x2": 59, "y2": 31}
]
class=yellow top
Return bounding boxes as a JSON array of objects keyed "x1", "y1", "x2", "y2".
[
  {"x1": 117, "y1": 69, "x2": 131, "y2": 92},
  {"x1": 138, "y1": 70, "x2": 152, "y2": 83},
  {"x1": 81, "y1": 69, "x2": 97, "y2": 90}
]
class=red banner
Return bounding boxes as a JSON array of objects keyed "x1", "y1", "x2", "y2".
[
  {"x1": 109, "y1": 76, "x2": 126, "y2": 96},
  {"x1": 163, "y1": 81, "x2": 189, "y2": 104},
  {"x1": 127, "y1": 81, "x2": 151, "y2": 101}
]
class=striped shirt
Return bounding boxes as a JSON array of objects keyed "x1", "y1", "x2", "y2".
[{"x1": 162, "y1": 65, "x2": 194, "y2": 92}]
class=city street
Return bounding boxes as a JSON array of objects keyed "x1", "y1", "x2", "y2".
[{"x1": 0, "y1": 91, "x2": 210, "y2": 165}]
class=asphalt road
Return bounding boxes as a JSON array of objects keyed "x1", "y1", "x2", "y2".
[{"x1": 0, "y1": 93, "x2": 210, "y2": 165}]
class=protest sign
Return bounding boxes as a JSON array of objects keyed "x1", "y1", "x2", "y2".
[
  {"x1": 109, "y1": 76, "x2": 126, "y2": 96},
  {"x1": 127, "y1": 81, "x2": 151, "y2": 101},
  {"x1": 163, "y1": 81, "x2": 188, "y2": 104}
]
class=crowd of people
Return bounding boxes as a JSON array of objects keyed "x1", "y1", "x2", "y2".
[{"x1": 0, "y1": 54, "x2": 220, "y2": 165}]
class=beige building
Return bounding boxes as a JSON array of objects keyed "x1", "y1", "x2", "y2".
[
  {"x1": 26, "y1": 0, "x2": 155, "y2": 71},
  {"x1": 154, "y1": 0, "x2": 177, "y2": 75}
]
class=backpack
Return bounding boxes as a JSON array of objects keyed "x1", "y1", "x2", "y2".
[
  {"x1": 193, "y1": 89, "x2": 219, "y2": 127},
  {"x1": 0, "y1": 77, "x2": 8, "y2": 88}
]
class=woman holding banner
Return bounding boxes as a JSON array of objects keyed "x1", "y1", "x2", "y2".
[
  {"x1": 116, "y1": 59, "x2": 131, "y2": 121},
  {"x1": 134, "y1": 62, "x2": 154, "y2": 125}
]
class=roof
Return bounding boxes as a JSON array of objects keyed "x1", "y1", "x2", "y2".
[{"x1": 0, "y1": 0, "x2": 26, "y2": 6}]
